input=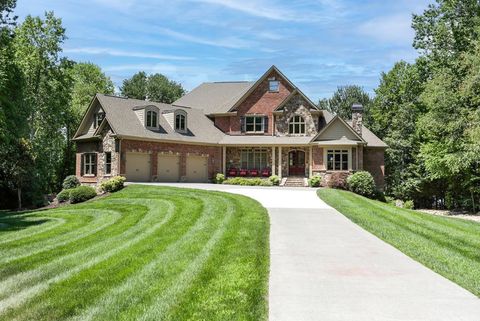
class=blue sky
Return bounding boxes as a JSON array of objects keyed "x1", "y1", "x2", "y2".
[{"x1": 15, "y1": 0, "x2": 431, "y2": 101}]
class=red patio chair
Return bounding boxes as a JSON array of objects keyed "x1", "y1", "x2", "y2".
[
  {"x1": 261, "y1": 168, "x2": 271, "y2": 177},
  {"x1": 228, "y1": 168, "x2": 238, "y2": 177},
  {"x1": 239, "y1": 168, "x2": 248, "y2": 177},
  {"x1": 249, "y1": 169, "x2": 259, "y2": 177}
]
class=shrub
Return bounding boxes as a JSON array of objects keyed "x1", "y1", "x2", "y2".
[
  {"x1": 100, "y1": 176, "x2": 126, "y2": 193},
  {"x1": 223, "y1": 177, "x2": 273, "y2": 186},
  {"x1": 269, "y1": 175, "x2": 280, "y2": 186},
  {"x1": 346, "y1": 171, "x2": 376, "y2": 197},
  {"x1": 403, "y1": 200, "x2": 414, "y2": 209},
  {"x1": 69, "y1": 186, "x2": 97, "y2": 204},
  {"x1": 62, "y1": 175, "x2": 80, "y2": 190},
  {"x1": 327, "y1": 172, "x2": 349, "y2": 189},
  {"x1": 308, "y1": 175, "x2": 322, "y2": 187},
  {"x1": 215, "y1": 173, "x2": 225, "y2": 184},
  {"x1": 57, "y1": 189, "x2": 72, "y2": 202}
]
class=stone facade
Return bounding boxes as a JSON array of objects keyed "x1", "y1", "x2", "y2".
[
  {"x1": 275, "y1": 94, "x2": 318, "y2": 136},
  {"x1": 120, "y1": 139, "x2": 222, "y2": 182}
]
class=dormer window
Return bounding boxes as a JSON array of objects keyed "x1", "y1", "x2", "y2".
[
  {"x1": 146, "y1": 110, "x2": 157, "y2": 127},
  {"x1": 175, "y1": 111, "x2": 187, "y2": 132},
  {"x1": 93, "y1": 112, "x2": 105, "y2": 129},
  {"x1": 268, "y1": 78, "x2": 279, "y2": 92},
  {"x1": 289, "y1": 115, "x2": 305, "y2": 134}
]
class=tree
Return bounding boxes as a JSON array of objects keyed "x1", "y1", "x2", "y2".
[
  {"x1": 120, "y1": 71, "x2": 185, "y2": 103},
  {"x1": 318, "y1": 85, "x2": 372, "y2": 125}
]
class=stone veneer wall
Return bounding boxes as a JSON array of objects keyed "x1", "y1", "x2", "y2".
[
  {"x1": 120, "y1": 139, "x2": 222, "y2": 182},
  {"x1": 275, "y1": 95, "x2": 318, "y2": 137}
]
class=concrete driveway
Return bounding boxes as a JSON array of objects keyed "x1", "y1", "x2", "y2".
[{"x1": 134, "y1": 183, "x2": 480, "y2": 321}]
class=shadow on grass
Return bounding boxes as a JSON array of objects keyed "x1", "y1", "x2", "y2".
[{"x1": 0, "y1": 211, "x2": 50, "y2": 232}]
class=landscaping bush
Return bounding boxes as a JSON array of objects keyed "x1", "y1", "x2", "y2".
[
  {"x1": 69, "y1": 186, "x2": 97, "y2": 204},
  {"x1": 62, "y1": 175, "x2": 80, "y2": 190},
  {"x1": 269, "y1": 175, "x2": 280, "y2": 186},
  {"x1": 404, "y1": 200, "x2": 414, "y2": 209},
  {"x1": 223, "y1": 177, "x2": 272, "y2": 186},
  {"x1": 308, "y1": 175, "x2": 322, "y2": 187},
  {"x1": 346, "y1": 171, "x2": 376, "y2": 197},
  {"x1": 100, "y1": 176, "x2": 126, "y2": 193},
  {"x1": 214, "y1": 173, "x2": 225, "y2": 184},
  {"x1": 57, "y1": 189, "x2": 72, "y2": 203},
  {"x1": 327, "y1": 172, "x2": 349, "y2": 189}
]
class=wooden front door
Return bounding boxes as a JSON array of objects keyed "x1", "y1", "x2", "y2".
[{"x1": 288, "y1": 150, "x2": 305, "y2": 176}]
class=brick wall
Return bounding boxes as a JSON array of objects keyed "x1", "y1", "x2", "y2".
[
  {"x1": 214, "y1": 116, "x2": 231, "y2": 132},
  {"x1": 363, "y1": 147, "x2": 385, "y2": 189},
  {"x1": 120, "y1": 139, "x2": 222, "y2": 181},
  {"x1": 312, "y1": 146, "x2": 324, "y2": 172},
  {"x1": 230, "y1": 70, "x2": 293, "y2": 134}
]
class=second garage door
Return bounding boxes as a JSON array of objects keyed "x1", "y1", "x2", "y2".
[
  {"x1": 126, "y1": 152, "x2": 151, "y2": 182},
  {"x1": 157, "y1": 154, "x2": 180, "y2": 182},
  {"x1": 186, "y1": 155, "x2": 208, "y2": 182}
]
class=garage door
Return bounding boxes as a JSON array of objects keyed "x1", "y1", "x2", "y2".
[
  {"x1": 186, "y1": 155, "x2": 208, "y2": 182},
  {"x1": 157, "y1": 154, "x2": 180, "y2": 182},
  {"x1": 126, "y1": 152, "x2": 151, "y2": 182}
]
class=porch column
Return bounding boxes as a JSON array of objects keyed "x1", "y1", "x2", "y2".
[
  {"x1": 222, "y1": 146, "x2": 226, "y2": 175},
  {"x1": 278, "y1": 146, "x2": 282, "y2": 178},
  {"x1": 309, "y1": 146, "x2": 313, "y2": 177},
  {"x1": 271, "y1": 147, "x2": 276, "y2": 175}
]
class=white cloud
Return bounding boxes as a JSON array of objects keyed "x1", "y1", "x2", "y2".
[
  {"x1": 357, "y1": 14, "x2": 414, "y2": 44},
  {"x1": 63, "y1": 47, "x2": 194, "y2": 60}
]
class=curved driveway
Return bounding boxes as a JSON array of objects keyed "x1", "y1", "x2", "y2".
[{"x1": 136, "y1": 183, "x2": 480, "y2": 321}]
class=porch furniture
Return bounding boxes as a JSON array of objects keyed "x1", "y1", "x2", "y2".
[
  {"x1": 239, "y1": 169, "x2": 248, "y2": 177},
  {"x1": 249, "y1": 169, "x2": 259, "y2": 177},
  {"x1": 261, "y1": 168, "x2": 271, "y2": 177},
  {"x1": 228, "y1": 168, "x2": 238, "y2": 177}
]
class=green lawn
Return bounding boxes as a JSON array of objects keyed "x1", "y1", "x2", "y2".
[
  {"x1": 0, "y1": 185, "x2": 269, "y2": 321},
  {"x1": 318, "y1": 188, "x2": 480, "y2": 297}
]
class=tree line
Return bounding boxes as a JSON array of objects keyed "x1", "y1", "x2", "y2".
[
  {"x1": 0, "y1": 0, "x2": 185, "y2": 209},
  {"x1": 321, "y1": 0, "x2": 480, "y2": 211}
]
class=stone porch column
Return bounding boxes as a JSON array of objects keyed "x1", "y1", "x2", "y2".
[
  {"x1": 278, "y1": 146, "x2": 282, "y2": 178},
  {"x1": 222, "y1": 146, "x2": 226, "y2": 175},
  {"x1": 309, "y1": 146, "x2": 313, "y2": 177},
  {"x1": 272, "y1": 146, "x2": 276, "y2": 175}
]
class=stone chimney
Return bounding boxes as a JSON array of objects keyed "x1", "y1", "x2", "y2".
[{"x1": 351, "y1": 103, "x2": 363, "y2": 136}]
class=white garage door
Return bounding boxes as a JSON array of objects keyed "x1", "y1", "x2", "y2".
[
  {"x1": 126, "y1": 152, "x2": 151, "y2": 182},
  {"x1": 157, "y1": 154, "x2": 180, "y2": 182},
  {"x1": 186, "y1": 155, "x2": 208, "y2": 182}
]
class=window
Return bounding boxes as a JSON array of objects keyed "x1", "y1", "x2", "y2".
[
  {"x1": 269, "y1": 79, "x2": 279, "y2": 92},
  {"x1": 288, "y1": 115, "x2": 306, "y2": 134},
  {"x1": 245, "y1": 116, "x2": 264, "y2": 133},
  {"x1": 327, "y1": 150, "x2": 349, "y2": 171},
  {"x1": 146, "y1": 110, "x2": 157, "y2": 127},
  {"x1": 105, "y1": 152, "x2": 111, "y2": 175},
  {"x1": 83, "y1": 153, "x2": 97, "y2": 175},
  {"x1": 175, "y1": 113, "x2": 186, "y2": 132},
  {"x1": 93, "y1": 112, "x2": 105, "y2": 129},
  {"x1": 240, "y1": 149, "x2": 268, "y2": 169}
]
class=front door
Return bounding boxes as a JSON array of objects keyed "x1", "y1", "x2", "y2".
[{"x1": 288, "y1": 150, "x2": 305, "y2": 176}]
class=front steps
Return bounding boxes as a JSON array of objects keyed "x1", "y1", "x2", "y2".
[{"x1": 283, "y1": 176, "x2": 307, "y2": 187}]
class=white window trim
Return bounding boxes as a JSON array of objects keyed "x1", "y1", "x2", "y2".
[
  {"x1": 288, "y1": 115, "x2": 306, "y2": 134},
  {"x1": 323, "y1": 147, "x2": 352, "y2": 171},
  {"x1": 245, "y1": 115, "x2": 264, "y2": 133},
  {"x1": 174, "y1": 110, "x2": 187, "y2": 133},
  {"x1": 146, "y1": 110, "x2": 158, "y2": 128}
]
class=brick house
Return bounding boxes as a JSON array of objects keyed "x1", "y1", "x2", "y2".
[{"x1": 73, "y1": 66, "x2": 387, "y2": 187}]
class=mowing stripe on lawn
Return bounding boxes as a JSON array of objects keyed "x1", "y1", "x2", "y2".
[{"x1": 0, "y1": 216, "x2": 66, "y2": 245}]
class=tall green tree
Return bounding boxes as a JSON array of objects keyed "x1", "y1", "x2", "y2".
[
  {"x1": 120, "y1": 71, "x2": 185, "y2": 103},
  {"x1": 318, "y1": 85, "x2": 372, "y2": 125},
  {"x1": 12, "y1": 11, "x2": 74, "y2": 204}
]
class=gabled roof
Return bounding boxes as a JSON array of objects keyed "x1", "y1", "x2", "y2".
[
  {"x1": 274, "y1": 89, "x2": 318, "y2": 111},
  {"x1": 311, "y1": 115, "x2": 366, "y2": 144},
  {"x1": 172, "y1": 81, "x2": 254, "y2": 115},
  {"x1": 73, "y1": 94, "x2": 225, "y2": 144}
]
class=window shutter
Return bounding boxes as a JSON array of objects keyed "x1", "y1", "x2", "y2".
[
  {"x1": 264, "y1": 116, "x2": 269, "y2": 133},
  {"x1": 240, "y1": 116, "x2": 245, "y2": 133},
  {"x1": 81, "y1": 154, "x2": 84, "y2": 176},
  {"x1": 93, "y1": 154, "x2": 98, "y2": 175}
]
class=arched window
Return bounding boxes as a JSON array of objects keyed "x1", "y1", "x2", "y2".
[
  {"x1": 175, "y1": 112, "x2": 186, "y2": 132},
  {"x1": 288, "y1": 115, "x2": 305, "y2": 134},
  {"x1": 146, "y1": 110, "x2": 157, "y2": 127}
]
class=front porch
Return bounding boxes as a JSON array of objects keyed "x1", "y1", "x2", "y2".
[{"x1": 221, "y1": 144, "x2": 363, "y2": 179}]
